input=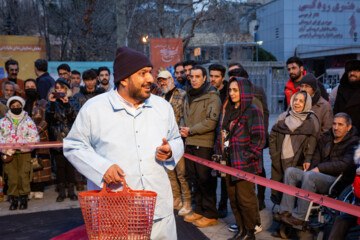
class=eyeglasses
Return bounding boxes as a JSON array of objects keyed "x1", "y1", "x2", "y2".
[{"x1": 157, "y1": 78, "x2": 170, "y2": 84}]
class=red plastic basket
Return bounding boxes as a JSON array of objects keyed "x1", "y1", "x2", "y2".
[{"x1": 78, "y1": 178, "x2": 157, "y2": 240}]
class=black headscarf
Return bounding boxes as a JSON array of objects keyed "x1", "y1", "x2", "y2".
[{"x1": 23, "y1": 78, "x2": 39, "y2": 117}]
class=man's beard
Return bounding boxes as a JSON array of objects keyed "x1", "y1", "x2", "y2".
[
  {"x1": 129, "y1": 82, "x2": 151, "y2": 102},
  {"x1": 101, "y1": 79, "x2": 109, "y2": 85},
  {"x1": 290, "y1": 72, "x2": 301, "y2": 81},
  {"x1": 176, "y1": 77, "x2": 186, "y2": 85},
  {"x1": 160, "y1": 82, "x2": 173, "y2": 94}
]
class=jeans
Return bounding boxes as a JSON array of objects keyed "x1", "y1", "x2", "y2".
[
  {"x1": 279, "y1": 167, "x2": 336, "y2": 220},
  {"x1": 168, "y1": 157, "x2": 191, "y2": 202}
]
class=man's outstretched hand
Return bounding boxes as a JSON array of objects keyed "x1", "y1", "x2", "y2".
[
  {"x1": 103, "y1": 164, "x2": 125, "y2": 184},
  {"x1": 155, "y1": 138, "x2": 172, "y2": 161}
]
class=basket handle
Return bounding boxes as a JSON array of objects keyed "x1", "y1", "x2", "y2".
[{"x1": 100, "y1": 177, "x2": 128, "y2": 193}]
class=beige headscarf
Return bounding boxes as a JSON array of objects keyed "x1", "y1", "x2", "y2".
[{"x1": 282, "y1": 91, "x2": 313, "y2": 160}]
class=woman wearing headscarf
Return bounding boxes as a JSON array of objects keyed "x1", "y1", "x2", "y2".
[
  {"x1": 23, "y1": 79, "x2": 51, "y2": 199},
  {"x1": 269, "y1": 91, "x2": 320, "y2": 204},
  {"x1": 0, "y1": 96, "x2": 40, "y2": 210},
  {"x1": 46, "y1": 78, "x2": 80, "y2": 202},
  {"x1": 214, "y1": 77, "x2": 265, "y2": 240}
]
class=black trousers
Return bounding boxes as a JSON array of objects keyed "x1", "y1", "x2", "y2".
[
  {"x1": 185, "y1": 145, "x2": 218, "y2": 219},
  {"x1": 257, "y1": 150, "x2": 266, "y2": 201},
  {"x1": 54, "y1": 151, "x2": 75, "y2": 184},
  {"x1": 31, "y1": 182, "x2": 45, "y2": 192},
  {"x1": 328, "y1": 214, "x2": 357, "y2": 240}
]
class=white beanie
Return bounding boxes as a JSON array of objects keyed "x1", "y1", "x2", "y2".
[{"x1": 7, "y1": 96, "x2": 25, "y2": 109}]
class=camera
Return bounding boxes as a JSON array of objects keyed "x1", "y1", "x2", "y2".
[
  {"x1": 52, "y1": 92, "x2": 66, "y2": 99},
  {"x1": 211, "y1": 154, "x2": 226, "y2": 178}
]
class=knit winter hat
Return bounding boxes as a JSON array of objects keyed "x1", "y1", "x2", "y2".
[
  {"x1": 113, "y1": 47, "x2": 153, "y2": 84},
  {"x1": 7, "y1": 96, "x2": 25, "y2": 109},
  {"x1": 55, "y1": 77, "x2": 70, "y2": 89},
  {"x1": 300, "y1": 74, "x2": 318, "y2": 91},
  {"x1": 345, "y1": 60, "x2": 360, "y2": 72}
]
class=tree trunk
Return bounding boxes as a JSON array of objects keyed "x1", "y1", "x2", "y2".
[{"x1": 115, "y1": 0, "x2": 127, "y2": 47}]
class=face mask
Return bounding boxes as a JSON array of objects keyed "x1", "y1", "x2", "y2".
[
  {"x1": 11, "y1": 107, "x2": 22, "y2": 115},
  {"x1": 25, "y1": 88, "x2": 37, "y2": 99}
]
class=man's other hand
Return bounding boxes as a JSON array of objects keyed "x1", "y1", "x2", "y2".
[
  {"x1": 155, "y1": 138, "x2": 172, "y2": 161},
  {"x1": 103, "y1": 164, "x2": 125, "y2": 184},
  {"x1": 303, "y1": 162, "x2": 310, "y2": 171},
  {"x1": 179, "y1": 127, "x2": 189, "y2": 137}
]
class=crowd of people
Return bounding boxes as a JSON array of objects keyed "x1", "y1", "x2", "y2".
[
  {"x1": 1, "y1": 52, "x2": 360, "y2": 240},
  {"x1": 0, "y1": 59, "x2": 110, "y2": 209}
]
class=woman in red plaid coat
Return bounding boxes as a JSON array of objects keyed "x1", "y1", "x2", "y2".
[{"x1": 214, "y1": 77, "x2": 265, "y2": 240}]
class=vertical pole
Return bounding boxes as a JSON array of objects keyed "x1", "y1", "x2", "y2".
[{"x1": 256, "y1": 45, "x2": 259, "y2": 62}]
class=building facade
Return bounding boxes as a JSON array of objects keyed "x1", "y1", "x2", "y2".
[{"x1": 257, "y1": 0, "x2": 360, "y2": 76}]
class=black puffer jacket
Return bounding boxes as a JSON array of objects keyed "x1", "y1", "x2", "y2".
[
  {"x1": 310, "y1": 126, "x2": 359, "y2": 185},
  {"x1": 73, "y1": 86, "x2": 105, "y2": 107},
  {"x1": 45, "y1": 98, "x2": 80, "y2": 143}
]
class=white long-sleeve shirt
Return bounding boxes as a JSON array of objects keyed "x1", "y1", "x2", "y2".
[{"x1": 63, "y1": 89, "x2": 184, "y2": 220}]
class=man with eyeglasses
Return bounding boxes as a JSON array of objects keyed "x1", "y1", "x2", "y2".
[{"x1": 56, "y1": 64, "x2": 80, "y2": 96}]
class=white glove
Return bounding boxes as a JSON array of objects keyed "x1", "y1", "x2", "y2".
[{"x1": 5, "y1": 149, "x2": 15, "y2": 156}]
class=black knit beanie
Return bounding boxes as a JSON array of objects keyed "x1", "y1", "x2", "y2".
[
  {"x1": 300, "y1": 74, "x2": 318, "y2": 92},
  {"x1": 345, "y1": 60, "x2": 360, "y2": 73},
  {"x1": 113, "y1": 47, "x2": 153, "y2": 84},
  {"x1": 55, "y1": 77, "x2": 70, "y2": 89}
]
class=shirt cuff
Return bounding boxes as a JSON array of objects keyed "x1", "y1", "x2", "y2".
[{"x1": 161, "y1": 156, "x2": 176, "y2": 169}]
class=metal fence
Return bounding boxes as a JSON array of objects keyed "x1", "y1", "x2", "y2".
[{"x1": 240, "y1": 61, "x2": 288, "y2": 114}]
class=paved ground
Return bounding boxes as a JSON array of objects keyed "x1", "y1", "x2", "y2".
[{"x1": 0, "y1": 114, "x2": 357, "y2": 239}]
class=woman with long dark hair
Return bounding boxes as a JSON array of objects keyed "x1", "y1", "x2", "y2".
[
  {"x1": 214, "y1": 77, "x2": 265, "y2": 240},
  {"x1": 46, "y1": 78, "x2": 80, "y2": 202}
]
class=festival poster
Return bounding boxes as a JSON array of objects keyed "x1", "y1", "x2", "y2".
[
  {"x1": 0, "y1": 35, "x2": 46, "y2": 80},
  {"x1": 150, "y1": 38, "x2": 183, "y2": 78}
]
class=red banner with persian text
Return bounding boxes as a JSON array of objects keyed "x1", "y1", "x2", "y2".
[{"x1": 150, "y1": 38, "x2": 183, "y2": 78}]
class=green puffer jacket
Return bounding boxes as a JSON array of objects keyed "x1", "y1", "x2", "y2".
[{"x1": 181, "y1": 83, "x2": 221, "y2": 148}]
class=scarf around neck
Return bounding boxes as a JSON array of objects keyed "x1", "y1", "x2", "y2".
[
  {"x1": 282, "y1": 91, "x2": 313, "y2": 160},
  {"x1": 188, "y1": 81, "x2": 209, "y2": 104},
  {"x1": 8, "y1": 110, "x2": 25, "y2": 122}
]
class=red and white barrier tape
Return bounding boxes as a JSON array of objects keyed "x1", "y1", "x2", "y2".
[
  {"x1": 184, "y1": 153, "x2": 360, "y2": 218},
  {"x1": 1, "y1": 141, "x2": 359, "y2": 217},
  {"x1": 0, "y1": 141, "x2": 63, "y2": 150}
]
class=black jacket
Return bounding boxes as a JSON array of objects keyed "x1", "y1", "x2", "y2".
[
  {"x1": 310, "y1": 127, "x2": 359, "y2": 185},
  {"x1": 334, "y1": 74, "x2": 360, "y2": 135},
  {"x1": 73, "y1": 86, "x2": 105, "y2": 107},
  {"x1": 36, "y1": 72, "x2": 55, "y2": 100},
  {"x1": 45, "y1": 97, "x2": 80, "y2": 143}
]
